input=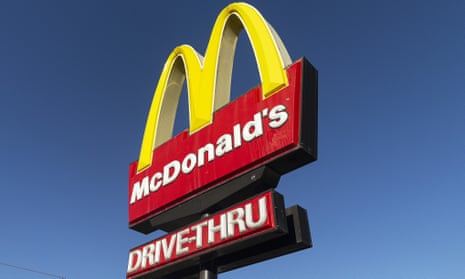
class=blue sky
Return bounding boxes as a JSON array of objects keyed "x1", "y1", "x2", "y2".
[{"x1": 1, "y1": 0, "x2": 464, "y2": 278}]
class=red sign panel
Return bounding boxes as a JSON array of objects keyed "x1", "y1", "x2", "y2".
[
  {"x1": 126, "y1": 191, "x2": 285, "y2": 279},
  {"x1": 128, "y1": 59, "x2": 315, "y2": 230}
]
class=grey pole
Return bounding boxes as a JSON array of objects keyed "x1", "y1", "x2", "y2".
[
  {"x1": 199, "y1": 269, "x2": 217, "y2": 279},
  {"x1": 198, "y1": 213, "x2": 218, "y2": 279}
]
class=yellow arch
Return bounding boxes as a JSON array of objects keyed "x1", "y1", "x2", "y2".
[{"x1": 137, "y1": 2, "x2": 291, "y2": 172}]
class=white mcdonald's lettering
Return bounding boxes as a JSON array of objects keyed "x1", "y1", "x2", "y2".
[
  {"x1": 127, "y1": 194, "x2": 270, "y2": 275},
  {"x1": 130, "y1": 104, "x2": 288, "y2": 205},
  {"x1": 137, "y1": 2, "x2": 292, "y2": 173}
]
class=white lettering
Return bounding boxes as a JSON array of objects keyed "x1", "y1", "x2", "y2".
[
  {"x1": 208, "y1": 214, "x2": 227, "y2": 244},
  {"x1": 176, "y1": 228, "x2": 190, "y2": 256},
  {"x1": 242, "y1": 112, "x2": 263, "y2": 142},
  {"x1": 127, "y1": 193, "x2": 275, "y2": 275},
  {"x1": 130, "y1": 105, "x2": 289, "y2": 205},
  {"x1": 198, "y1": 143, "x2": 214, "y2": 167},
  {"x1": 215, "y1": 134, "x2": 233, "y2": 157},
  {"x1": 127, "y1": 250, "x2": 141, "y2": 273},
  {"x1": 130, "y1": 177, "x2": 149, "y2": 204},
  {"x1": 161, "y1": 234, "x2": 177, "y2": 260},
  {"x1": 163, "y1": 160, "x2": 180, "y2": 185},
  {"x1": 141, "y1": 244, "x2": 155, "y2": 268},
  {"x1": 191, "y1": 221, "x2": 208, "y2": 248},
  {"x1": 182, "y1": 153, "x2": 197, "y2": 174},
  {"x1": 233, "y1": 123, "x2": 242, "y2": 148},
  {"x1": 149, "y1": 172, "x2": 163, "y2": 192},
  {"x1": 245, "y1": 196, "x2": 268, "y2": 229},
  {"x1": 153, "y1": 241, "x2": 161, "y2": 264},
  {"x1": 227, "y1": 207, "x2": 246, "y2": 237},
  {"x1": 268, "y1": 104, "x2": 288, "y2": 128}
]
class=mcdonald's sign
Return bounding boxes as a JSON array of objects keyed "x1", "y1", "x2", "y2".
[{"x1": 128, "y1": 2, "x2": 317, "y2": 234}]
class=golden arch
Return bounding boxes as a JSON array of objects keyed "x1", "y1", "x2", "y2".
[{"x1": 138, "y1": 2, "x2": 292, "y2": 172}]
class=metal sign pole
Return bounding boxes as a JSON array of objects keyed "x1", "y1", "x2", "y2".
[
  {"x1": 199, "y1": 269, "x2": 217, "y2": 279},
  {"x1": 199, "y1": 213, "x2": 218, "y2": 279}
]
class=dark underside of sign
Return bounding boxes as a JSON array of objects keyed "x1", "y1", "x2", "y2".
[
  {"x1": 132, "y1": 204, "x2": 311, "y2": 279},
  {"x1": 130, "y1": 57, "x2": 318, "y2": 234}
]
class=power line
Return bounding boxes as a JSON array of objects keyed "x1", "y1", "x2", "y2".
[{"x1": 0, "y1": 261, "x2": 65, "y2": 279}]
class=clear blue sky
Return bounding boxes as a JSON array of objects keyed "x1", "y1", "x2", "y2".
[{"x1": 1, "y1": 0, "x2": 464, "y2": 278}]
